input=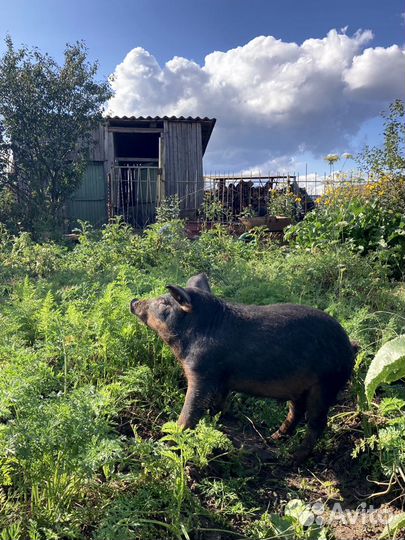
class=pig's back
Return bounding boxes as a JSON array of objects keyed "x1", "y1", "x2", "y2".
[{"x1": 225, "y1": 302, "x2": 354, "y2": 387}]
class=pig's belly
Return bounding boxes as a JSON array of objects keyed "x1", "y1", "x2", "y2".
[{"x1": 229, "y1": 374, "x2": 317, "y2": 401}]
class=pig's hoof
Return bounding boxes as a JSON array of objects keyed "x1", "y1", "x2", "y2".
[
  {"x1": 270, "y1": 430, "x2": 287, "y2": 441},
  {"x1": 292, "y1": 448, "x2": 310, "y2": 465}
]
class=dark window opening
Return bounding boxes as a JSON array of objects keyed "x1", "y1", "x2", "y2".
[
  {"x1": 114, "y1": 132, "x2": 160, "y2": 165},
  {"x1": 109, "y1": 120, "x2": 163, "y2": 129}
]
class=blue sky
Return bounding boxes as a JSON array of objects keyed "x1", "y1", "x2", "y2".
[{"x1": 0, "y1": 0, "x2": 404, "y2": 174}]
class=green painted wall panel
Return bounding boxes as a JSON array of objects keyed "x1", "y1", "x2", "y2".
[{"x1": 66, "y1": 162, "x2": 107, "y2": 228}]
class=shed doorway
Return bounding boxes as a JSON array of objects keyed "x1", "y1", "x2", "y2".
[{"x1": 108, "y1": 131, "x2": 162, "y2": 228}]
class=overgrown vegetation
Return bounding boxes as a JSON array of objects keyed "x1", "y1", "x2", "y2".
[
  {"x1": 285, "y1": 175, "x2": 405, "y2": 277},
  {"x1": 286, "y1": 100, "x2": 405, "y2": 279},
  {"x1": 0, "y1": 215, "x2": 404, "y2": 539}
]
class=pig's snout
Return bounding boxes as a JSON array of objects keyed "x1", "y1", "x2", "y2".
[
  {"x1": 130, "y1": 299, "x2": 140, "y2": 314},
  {"x1": 130, "y1": 299, "x2": 148, "y2": 323}
]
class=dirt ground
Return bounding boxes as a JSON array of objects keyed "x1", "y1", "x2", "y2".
[
  {"x1": 213, "y1": 406, "x2": 405, "y2": 540},
  {"x1": 120, "y1": 392, "x2": 404, "y2": 539}
]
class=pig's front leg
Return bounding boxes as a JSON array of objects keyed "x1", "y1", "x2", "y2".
[{"x1": 178, "y1": 377, "x2": 216, "y2": 429}]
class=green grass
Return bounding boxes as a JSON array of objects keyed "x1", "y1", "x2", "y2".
[{"x1": 0, "y1": 219, "x2": 404, "y2": 539}]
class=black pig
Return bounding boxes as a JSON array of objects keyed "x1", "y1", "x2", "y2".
[{"x1": 130, "y1": 273, "x2": 356, "y2": 462}]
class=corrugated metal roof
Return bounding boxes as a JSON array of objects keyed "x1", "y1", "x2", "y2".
[
  {"x1": 107, "y1": 115, "x2": 215, "y2": 122},
  {"x1": 106, "y1": 115, "x2": 216, "y2": 154}
]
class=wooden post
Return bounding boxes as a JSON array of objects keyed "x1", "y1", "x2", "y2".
[{"x1": 158, "y1": 132, "x2": 166, "y2": 204}]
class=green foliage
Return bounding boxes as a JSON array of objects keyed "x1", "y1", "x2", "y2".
[
  {"x1": 357, "y1": 99, "x2": 405, "y2": 176},
  {"x1": 238, "y1": 205, "x2": 256, "y2": 219},
  {"x1": 0, "y1": 219, "x2": 404, "y2": 538},
  {"x1": 353, "y1": 381, "x2": 405, "y2": 500},
  {"x1": 285, "y1": 176, "x2": 405, "y2": 276},
  {"x1": 286, "y1": 101, "x2": 405, "y2": 277},
  {"x1": 93, "y1": 421, "x2": 232, "y2": 540},
  {"x1": 267, "y1": 187, "x2": 301, "y2": 222},
  {"x1": 365, "y1": 336, "x2": 405, "y2": 403},
  {"x1": 380, "y1": 512, "x2": 405, "y2": 540},
  {"x1": 156, "y1": 195, "x2": 181, "y2": 223},
  {"x1": 0, "y1": 37, "x2": 112, "y2": 236},
  {"x1": 0, "y1": 121, "x2": 9, "y2": 194},
  {"x1": 248, "y1": 499, "x2": 328, "y2": 539},
  {"x1": 199, "y1": 477, "x2": 259, "y2": 519},
  {"x1": 200, "y1": 193, "x2": 233, "y2": 223}
]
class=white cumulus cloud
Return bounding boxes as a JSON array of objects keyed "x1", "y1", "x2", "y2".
[
  {"x1": 344, "y1": 45, "x2": 405, "y2": 101},
  {"x1": 108, "y1": 29, "x2": 405, "y2": 171}
]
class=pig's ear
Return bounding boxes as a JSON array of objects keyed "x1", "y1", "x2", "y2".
[
  {"x1": 167, "y1": 285, "x2": 193, "y2": 312},
  {"x1": 186, "y1": 273, "x2": 211, "y2": 293}
]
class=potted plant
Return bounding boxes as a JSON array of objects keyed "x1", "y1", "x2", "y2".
[
  {"x1": 266, "y1": 189, "x2": 295, "y2": 231},
  {"x1": 238, "y1": 206, "x2": 267, "y2": 230}
]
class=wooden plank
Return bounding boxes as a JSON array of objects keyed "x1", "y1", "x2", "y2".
[
  {"x1": 158, "y1": 132, "x2": 165, "y2": 202},
  {"x1": 182, "y1": 123, "x2": 188, "y2": 210},
  {"x1": 162, "y1": 120, "x2": 206, "y2": 216},
  {"x1": 183, "y1": 123, "x2": 190, "y2": 208},
  {"x1": 88, "y1": 124, "x2": 105, "y2": 161},
  {"x1": 115, "y1": 157, "x2": 159, "y2": 163},
  {"x1": 168, "y1": 121, "x2": 178, "y2": 198},
  {"x1": 107, "y1": 127, "x2": 163, "y2": 133},
  {"x1": 194, "y1": 122, "x2": 203, "y2": 210},
  {"x1": 165, "y1": 121, "x2": 171, "y2": 196},
  {"x1": 104, "y1": 129, "x2": 115, "y2": 180},
  {"x1": 190, "y1": 123, "x2": 197, "y2": 213},
  {"x1": 178, "y1": 122, "x2": 185, "y2": 206},
  {"x1": 163, "y1": 121, "x2": 171, "y2": 198},
  {"x1": 163, "y1": 121, "x2": 169, "y2": 199},
  {"x1": 185, "y1": 122, "x2": 193, "y2": 212},
  {"x1": 173, "y1": 122, "x2": 179, "y2": 199}
]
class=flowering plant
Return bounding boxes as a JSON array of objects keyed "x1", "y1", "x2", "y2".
[
  {"x1": 267, "y1": 188, "x2": 302, "y2": 222},
  {"x1": 285, "y1": 175, "x2": 405, "y2": 277}
]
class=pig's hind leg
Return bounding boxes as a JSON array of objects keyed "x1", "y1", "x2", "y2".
[
  {"x1": 271, "y1": 393, "x2": 307, "y2": 441},
  {"x1": 292, "y1": 383, "x2": 330, "y2": 464},
  {"x1": 209, "y1": 389, "x2": 230, "y2": 417}
]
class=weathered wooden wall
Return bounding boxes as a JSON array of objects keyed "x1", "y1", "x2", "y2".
[
  {"x1": 164, "y1": 120, "x2": 203, "y2": 216},
  {"x1": 88, "y1": 123, "x2": 106, "y2": 161}
]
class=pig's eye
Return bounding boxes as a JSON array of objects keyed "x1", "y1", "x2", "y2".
[{"x1": 157, "y1": 303, "x2": 169, "y2": 315}]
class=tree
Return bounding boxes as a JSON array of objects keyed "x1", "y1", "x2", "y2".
[
  {"x1": 357, "y1": 99, "x2": 405, "y2": 177},
  {"x1": 0, "y1": 121, "x2": 8, "y2": 182},
  {"x1": 0, "y1": 37, "x2": 112, "y2": 235},
  {"x1": 0, "y1": 120, "x2": 18, "y2": 229}
]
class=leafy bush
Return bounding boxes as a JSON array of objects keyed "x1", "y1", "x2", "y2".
[
  {"x1": 357, "y1": 99, "x2": 405, "y2": 177},
  {"x1": 248, "y1": 499, "x2": 328, "y2": 540},
  {"x1": 353, "y1": 336, "x2": 405, "y2": 503},
  {"x1": 285, "y1": 175, "x2": 405, "y2": 276},
  {"x1": 0, "y1": 37, "x2": 112, "y2": 236},
  {"x1": 286, "y1": 101, "x2": 405, "y2": 278},
  {"x1": 267, "y1": 187, "x2": 302, "y2": 222},
  {"x1": 156, "y1": 195, "x2": 181, "y2": 223}
]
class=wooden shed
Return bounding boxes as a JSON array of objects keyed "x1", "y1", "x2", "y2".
[{"x1": 66, "y1": 116, "x2": 216, "y2": 228}]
